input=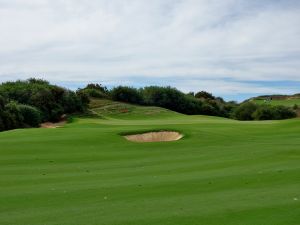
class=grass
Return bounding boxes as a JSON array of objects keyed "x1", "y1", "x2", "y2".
[
  {"x1": 0, "y1": 100, "x2": 299, "y2": 225},
  {"x1": 89, "y1": 98, "x2": 180, "y2": 119},
  {"x1": 252, "y1": 98, "x2": 300, "y2": 107}
]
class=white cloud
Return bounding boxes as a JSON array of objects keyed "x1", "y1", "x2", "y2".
[{"x1": 0, "y1": 0, "x2": 299, "y2": 97}]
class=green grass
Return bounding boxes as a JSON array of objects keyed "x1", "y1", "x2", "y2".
[
  {"x1": 253, "y1": 98, "x2": 300, "y2": 107},
  {"x1": 89, "y1": 98, "x2": 181, "y2": 119},
  {"x1": 0, "y1": 101, "x2": 300, "y2": 225}
]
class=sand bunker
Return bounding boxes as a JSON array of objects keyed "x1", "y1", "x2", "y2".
[
  {"x1": 40, "y1": 121, "x2": 66, "y2": 128},
  {"x1": 124, "y1": 131, "x2": 183, "y2": 143}
]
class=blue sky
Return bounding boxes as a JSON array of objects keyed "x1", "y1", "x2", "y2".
[{"x1": 0, "y1": 0, "x2": 299, "y2": 101}]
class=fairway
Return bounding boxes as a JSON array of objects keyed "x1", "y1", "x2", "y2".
[{"x1": 0, "y1": 106, "x2": 300, "y2": 225}]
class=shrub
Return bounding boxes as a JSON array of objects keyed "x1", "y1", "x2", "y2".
[
  {"x1": 3, "y1": 101, "x2": 24, "y2": 129},
  {"x1": 78, "y1": 83, "x2": 108, "y2": 99},
  {"x1": 0, "y1": 79, "x2": 87, "y2": 122},
  {"x1": 195, "y1": 91, "x2": 215, "y2": 100},
  {"x1": 234, "y1": 102, "x2": 296, "y2": 121},
  {"x1": 18, "y1": 104, "x2": 42, "y2": 127},
  {"x1": 273, "y1": 105, "x2": 297, "y2": 119},
  {"x1": 85, "y1": 83, "x2": 108, "y2": 94},
  {"x1": 141, "y1": 86, "x2": 204, "y2": 115},
  {"x1": 252, "y1": 105, "x2": 275, "y2": 120},
  {"x1": 111, "y1": 86, "x2": 143, "y2": 104},
  {"x1": 233, "y1": 102, "x2": 258, "y2": 120}
]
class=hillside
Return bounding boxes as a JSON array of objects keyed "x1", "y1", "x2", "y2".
[
  {"x1": 88, "y1": 98, "x2": 183, "y2": 120},
  {"x1": 250, "y1": 94, "x2": 300, "y2": 107}
]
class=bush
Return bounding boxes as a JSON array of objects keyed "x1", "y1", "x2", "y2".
[
  {"x1": 195, "y1": 91, "x2": 215, "y2": 100},
  {"x1": 18, "y1": 104, "x2": 42, "y2": 127},
  {"x1": 234, "y1": 102, "x2": 296, "y2": 121},
  {"x1": 0, "y1": 79, "x2": 87, "y2": 122},
  {"x1": 78, "y1": 83, "x2": 108, "y2": 99},
  {"x1": 141, "y1": 86, "x2": 206, "y2": 115},
  {"x1": 3, "y1": 101, "x2": 24, "y2": 129},
  {"x1": 111, "y1": 86, "x2": 143, "y2": 104},
  {"x1": 252, "y1": 105, "x2": 275, "y2": 120},
  {"x1": 233, "y1": 102, "x2": 258, "y2": 120},
  {"x1": 85, "y1": 83, "x2": 108, "y2": 94},
  {"x1": 273, "y1": 105, "x2": 297, "y2": 119}
]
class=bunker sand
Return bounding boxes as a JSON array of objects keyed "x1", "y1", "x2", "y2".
[
  {"x1": 40, "y1": 121, "x2": 66, "y2": 128},
  {"x1": 124, "y1": 131, "x2": 183, "y2": 143}
]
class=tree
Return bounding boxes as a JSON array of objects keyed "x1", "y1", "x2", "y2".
[
  {"x1": 18, "y1": 104, "x2": 42, "y2": 127},
  {"x1": 195, "y1": 91, "x2": 215, "y2": 100},
  {"x1": 111, "y1": 86, "x2": 143, "y2": 104},
  {"x1": 78, "y1": 83, "x2": 109, "y2": 98},
  {"x1": 252, "y1": 105, "x2": 275, "y2": 120},
  {"x1": 273, "y1": 106, "x2": 296, "y2": 120},
  {"x1": 233, "y1": 102, "x2": 258, "y2": 120}
]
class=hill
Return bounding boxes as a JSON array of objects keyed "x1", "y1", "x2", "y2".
[
  {"x1": 88, "y1": 98, "x2": 182, "y2": 120},
  {"x1": 250, "y1": 94, "x2": 300, "y2": 107}
]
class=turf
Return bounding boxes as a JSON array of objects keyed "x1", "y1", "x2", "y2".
[
  {"x1": 0, "y1": 101, "x2": 300, "y2": 225},
  {"x1": 253, "y1": 98, "x2": 300, "y2": 107}
]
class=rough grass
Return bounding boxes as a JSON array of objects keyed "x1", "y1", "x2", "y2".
[
  {"x1": 0, "y1": 101, "x2": 299, "y2": 225},
  {"x1": 89, "y1": 98, "x2": 181, "y2": 119},
  {"x1": 253, "y1": 98, "x2": 300, "y2": 107}
]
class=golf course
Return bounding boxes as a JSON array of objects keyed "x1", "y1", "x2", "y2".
[
  {"x1": 1, "y1": 99, "x2": 299, "y2": 225},
  {"x1": 252, "y1": 98, "x2": 300, "y2": 107}
]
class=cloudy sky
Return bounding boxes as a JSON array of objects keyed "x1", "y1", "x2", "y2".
[{"x1": 0, "y1": 0, "x2": 300, "y2": 101}]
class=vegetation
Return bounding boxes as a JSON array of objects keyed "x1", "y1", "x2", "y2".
[
  {"x1": 111, "y1": 86, "x2": 144, "y2": 104},
  {"x1": 109, "y1": 85, "x2": 235, "y2": 117},
  {"x1": 77, "y1": 83, "x2": 109, "y2": 99},
  {"x1": 0, "y1": 79, "x2": 298, "y2": 132},
  {"x1": 195, "y1": 90, "x2": 216, "y2": 100},
  {"x1": 0, "y1": 79, "x2": 89, "y2": 131},
  {"x1": 0, "y1": 105, "x2": 299, "y2": 225},
  {"x1": 89, "y1": 98, "x2": 180, "y2": 120},
  {"x1": 233, "y1": 102, "x2": 296, "y2": 121},
  {"x1": 253, "y1": 98, "x2": 300, "y2": 107}
]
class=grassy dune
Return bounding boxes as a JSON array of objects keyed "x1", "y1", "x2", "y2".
[
  {"x1": 0, "y1": 100, "x2": 299, "y2": 225},
  {"x1": 253, "y1": 98, "x2": 300, "y2": 107}
]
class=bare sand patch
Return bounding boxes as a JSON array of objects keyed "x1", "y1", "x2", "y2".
[
  {"x1": 124, "y1": 131, "x2": 183, "y2": 143},
  {"x1": 40, "y1": 121, "x2": 66, "y2": 128}
]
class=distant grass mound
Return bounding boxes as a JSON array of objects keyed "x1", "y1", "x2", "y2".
[
  {"x1": 251, "y1": 94, "x2": 300, "y2": 107},
  {"x1": 89, "y1": 98, "x2": 182, "y2": 119},
  {"x1": 253, "y1": 98, "x2": 300, "y2": 107}
]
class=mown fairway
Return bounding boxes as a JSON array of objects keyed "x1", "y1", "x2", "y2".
[{"x1": 0, "y1": 102, "x2": 300, "y2": 225}]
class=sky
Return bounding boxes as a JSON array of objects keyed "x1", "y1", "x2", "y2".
[{"x1": 0, "y1": 0, "x2": 300, "y2": 101}]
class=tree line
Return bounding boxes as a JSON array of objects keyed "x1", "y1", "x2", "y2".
[
  {"x1": 0, "y1": 79, "x2": 89, "y2": 131},
  {"x1": 0, "y1": 79, "x2": 297, "y2": 132},
  {"x1": 79, "y1": 84, "x2": 297, "y2": 121}
]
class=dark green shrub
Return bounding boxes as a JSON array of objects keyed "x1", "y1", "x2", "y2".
[
  {"x1": 4, "y1": 101, "x2": 24, "y2": 129},
  {"x1": 18, "y1": 104, "x2": 42, "y2": 127},
  {"x1": 234, "y1": 103, "x2": 296, "y2": 121},
  {"x1": 234, "y1": 102, "x2": 258, "y2": 120},
  {"x1": 0, "y1": 79, "x2": 87, "y2": 122},
  {"x1": 111, "y1": 86, "x2": 143, "y2": 104},
  {"x1": 77, "y1": 83, "x2": 109, "y2": 99},
  {"x1": 273, "y1": 105, "x2": 297, "y2": 119},
  {"x1": 252, "y1": 105, "x2": 275, "y2": 120},
  {"x1": 195, "y1": 91, "x2": 215, "y2": 100}
]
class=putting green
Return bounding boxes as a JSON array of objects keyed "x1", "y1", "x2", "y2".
[{"x1": 0, "y1": 103, "x2": 299, "y2": 225}]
